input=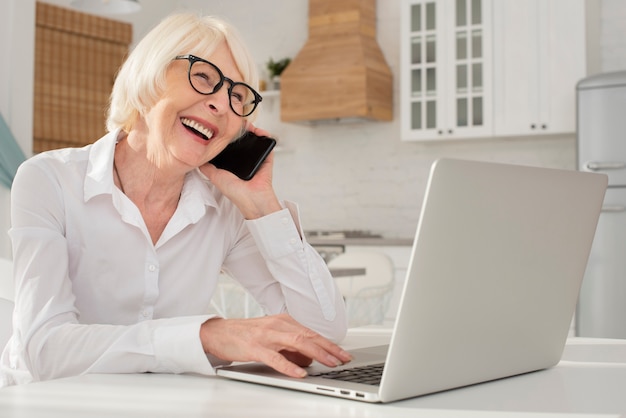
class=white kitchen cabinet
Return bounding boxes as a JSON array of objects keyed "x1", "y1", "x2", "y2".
[
  {"x1": 400, "y1": 0, "x2": 493, "y2": 141},
  {"x1": 492, "y1": 0, "x2": 586, "y2": 137}
]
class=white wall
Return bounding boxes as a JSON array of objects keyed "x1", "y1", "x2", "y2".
[
  {"x1": 600, "y1": 0, "x2": 626, "y2": 71},
  {"x1": 1, "y1": 0, "x2": 625, "y2": 258},
  {"x1": 0, "y1": 0, "x2": 35, "y2": 259}
]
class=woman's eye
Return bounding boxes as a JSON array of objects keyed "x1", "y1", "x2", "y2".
[
  {"x1": 230, "y1": 92, "x2": 244, "y2": 103},
  {"x1": 193, "y1": 72, "x2": 215, "y2": 86},
  {"x1": 231, "y1": 84, "x2": 251, "y2": 104}
]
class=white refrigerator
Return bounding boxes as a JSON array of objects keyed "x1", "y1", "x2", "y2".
[{"x1": 577, "y1": 70, "x2": 626, "y2": 338}]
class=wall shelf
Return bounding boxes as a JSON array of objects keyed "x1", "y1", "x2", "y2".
[{"x1": 261, "y1": 89, "x2": 280, "y2": 98}]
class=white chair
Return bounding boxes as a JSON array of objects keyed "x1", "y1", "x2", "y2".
[
  {"x1": 0, "y1": 297, "x2": 14, "y2": 349},
  {"x1": 209, "y1": 272, "x2": 264, "y2": 319},
  {"x1": 328, "y1": 251, "x2": 394, "y2": 327},
  {"x1": 0, "y1": 258, "x2": 14, "y2": 301},
  {"x1": 0, "y1": 258, "x2": 14, "y2": 349}
]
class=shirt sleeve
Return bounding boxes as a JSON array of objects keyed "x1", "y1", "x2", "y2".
[
  {"x1": 4, "y1": 159, "x2": 218, "y2": 384},
  {"x1": 222, "y1": 201, "x2": 348, "y2": 342}
]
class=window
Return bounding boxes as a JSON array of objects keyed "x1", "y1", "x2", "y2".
[{"x1": 34, "y1": 2, "x2": 131, "y2": 152}]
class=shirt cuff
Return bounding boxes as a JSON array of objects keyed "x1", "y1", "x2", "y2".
[
  {"x1": 245, "y1": 201, "x2": 304, "y2": 260},
  {"x1": 152, "y1": 316, "x2": 217, "y2": 375}
]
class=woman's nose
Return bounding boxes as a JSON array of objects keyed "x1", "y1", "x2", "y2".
[{"x1": 204, "y1": 86, "x2": 231, "y2": 114}]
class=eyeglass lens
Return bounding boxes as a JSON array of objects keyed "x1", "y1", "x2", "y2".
[{"x1": 188, "y1": 59, "x2": 259, "y2": 117}]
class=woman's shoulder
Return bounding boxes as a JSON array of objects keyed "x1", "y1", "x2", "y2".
[
  {"x1": 17, "y1": 144, "x2": 92, "y2": 179},
  {"x1": 18, "y1": 132, "x2": 116, "y2": 177}
]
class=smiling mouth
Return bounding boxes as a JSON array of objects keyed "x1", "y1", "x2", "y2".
[{"x1": 181, "y1": 117, "x2": 214, "y2": 141}]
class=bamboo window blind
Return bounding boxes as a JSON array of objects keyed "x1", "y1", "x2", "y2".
[{"x1": 34, "y1": 2, "x2": 132, "y2": 153}]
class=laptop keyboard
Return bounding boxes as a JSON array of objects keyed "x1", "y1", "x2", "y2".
[{"x1": 310, "y1": 363, "x2": 385, "y2": 386}]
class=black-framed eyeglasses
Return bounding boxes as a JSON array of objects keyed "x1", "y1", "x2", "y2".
[{"x1": 174, "y1": 54, "x2": 263, "y2": 117}]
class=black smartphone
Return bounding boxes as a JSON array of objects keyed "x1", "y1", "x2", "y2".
[{"x1": 209, "y1": 131, "x2": 276, "y2": 180}]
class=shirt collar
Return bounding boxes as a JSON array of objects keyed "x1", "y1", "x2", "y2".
[
  {"x1": 84, "y1": 129, "x2": 120, "y2": 202},
  {"x1": 181, "y1": 169, "x2": 220, "y2": 215}
]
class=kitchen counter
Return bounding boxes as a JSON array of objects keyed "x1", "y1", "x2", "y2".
[{"x1": 307, "y1": 237, "x2": 413, "y2": 247}]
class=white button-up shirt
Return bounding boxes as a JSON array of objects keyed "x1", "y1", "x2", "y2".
[{"x1": 1, "y1": 130, "x2": 347, "y2": 386}]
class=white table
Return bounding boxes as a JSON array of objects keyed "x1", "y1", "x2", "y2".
[
  {"x1": 1, "y1": 329, "x2": 626, "y2": 417},
  {"x1": 329, "y1": 267, "x2": 366, "y2": 277}
]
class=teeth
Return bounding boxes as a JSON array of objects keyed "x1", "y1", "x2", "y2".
[{"x1": 181, "y1": 117, "x2": 214, "y2": 140}]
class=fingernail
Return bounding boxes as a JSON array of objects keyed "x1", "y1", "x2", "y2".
[
  {"x1": 296, "y1": 367, "x2": 308, "y2": 378},
  {"x1": 325, "y1": 354, "x2": 342, "y2": 366}
]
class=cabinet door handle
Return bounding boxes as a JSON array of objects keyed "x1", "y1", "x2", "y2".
[
  {"x1": 585, "y1": 161, "x2": 626, "y2": 171},
  {"x1": 602, "y1": 205, "x2": 626, "y2": 213}
]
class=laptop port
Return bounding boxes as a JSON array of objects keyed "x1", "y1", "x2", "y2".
[
  {"x1": 340, "y1": 390, "x2": 350, "y2": 395},
  {"x1": 316, "y1": 387, "x2": 334, "y2": 393},
  {"x1": 356, "y1": 393, "x2": 365, "y2": 398}
]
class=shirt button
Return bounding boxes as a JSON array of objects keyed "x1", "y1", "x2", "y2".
[
  {"x1": 281, "y1": 217, "x2": 289, "y2": 225},
  {"x1": 289, "y1": 238, "x2": 297, "y2": 246},
  {"x1": 148, "y1": 264, "x2": 157, "y2": 272}
]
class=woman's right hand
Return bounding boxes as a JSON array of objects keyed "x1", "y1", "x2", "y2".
[
  {"x1": 201, "y1": 125, "x2": 282, "y2": 220},
  {"x1": 200, "y1": 314, "x2": 352, "y2": 378}
]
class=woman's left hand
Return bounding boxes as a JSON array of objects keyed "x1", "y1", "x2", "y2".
[{"x1": 200, "y1": 124, "x2": 282, "y2": 219}]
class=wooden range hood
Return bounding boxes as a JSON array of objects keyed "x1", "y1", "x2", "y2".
[{"x1": 280, "y1": 0, "x2": 392, "y2": 123}]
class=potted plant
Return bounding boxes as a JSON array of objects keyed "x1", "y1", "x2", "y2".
[{"x1": 266, "y1": 57, "x2": 291, "y2": 90}]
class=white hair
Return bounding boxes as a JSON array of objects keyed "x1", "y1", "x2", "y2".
[{"x1": 107, "y1": 12, "x2": 259, "y2": 132}]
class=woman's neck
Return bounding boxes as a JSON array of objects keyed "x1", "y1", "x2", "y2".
[{"x1": 114, "y1": 132, "x2": 186, "y2": 244}]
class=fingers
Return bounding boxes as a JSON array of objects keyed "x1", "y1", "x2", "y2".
[
  {"x1": 280, "y1": 350, "x2": 313, "y2": 368},
  {"x1": 258, "y1": 348, "x2": 309, "y2": 378},
  {"x1": 244, "y1": 122, "x2": 272, "y2": 138},
  {"x1": 265, "y1": 315, "x2": 352, "y2": 366},
  {"x1": 282, "y1": 327, "x2": 350, "y2": 368},
  {"x1": 253, "y1": 328, "x2": 350, "y2": 378}
]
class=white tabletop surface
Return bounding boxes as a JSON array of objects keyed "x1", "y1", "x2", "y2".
[{"x1": 1, "y1": 328, "x2": 626, "y2": 417}]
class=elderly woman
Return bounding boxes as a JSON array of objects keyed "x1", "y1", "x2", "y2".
[{"x1": 0, "y1": 13, "x2": 349, "y2": 387}]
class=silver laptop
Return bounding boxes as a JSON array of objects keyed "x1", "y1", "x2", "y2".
[{"x1": 216, "y1": 158, "x2": 608, "y2": 403}]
